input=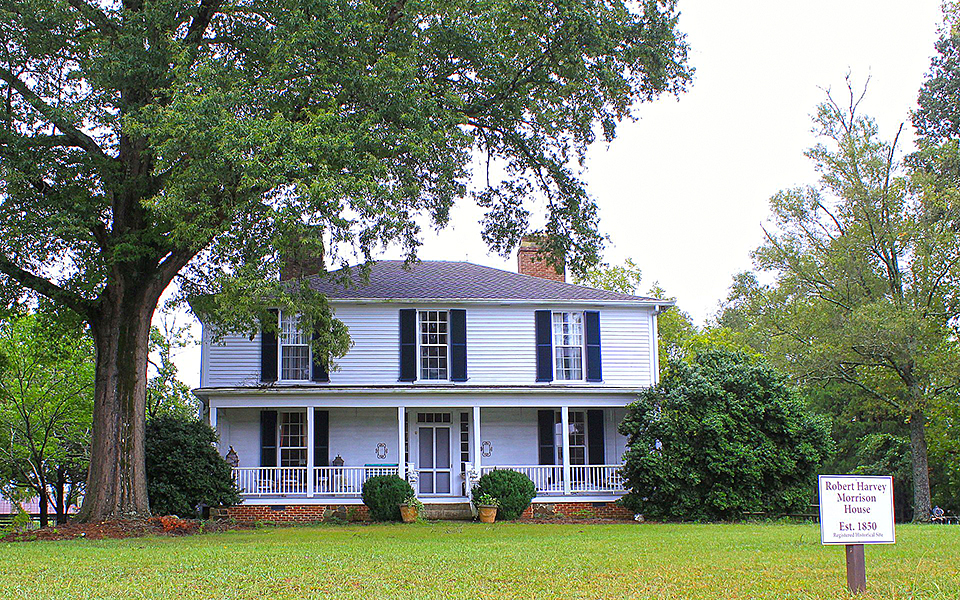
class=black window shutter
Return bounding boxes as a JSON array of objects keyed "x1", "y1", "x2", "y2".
[
  {"x1": 587, "y1": 409, "x2": 605, "y2": 465},
  {"x1": 260, "y1": 309, "x2": 279, "y2": 383},
  {"x1": 538, "y1": 409, "x2": 556, "y2": 465},
  {"x1": 450, "y1": 309, "x2": 467, "y2": 382},
  {"x1": 260, "y1": 410, "x2": 278, "y2": 467},
  {"x1": 535, "y1": 310, "x2": 553, "y2": 382},
  {"x1": 585, "y1": 311, "x2": 602, "y2": 382},
  {"x1": 314, "y1": 409, "x2": 329, "y2": 467},
  {"x1": 399, "y1": 309, "x2": 417, "y2": 382},
  {"x1": 311, "y1": 330, "x2": 329, "y2": 382}
]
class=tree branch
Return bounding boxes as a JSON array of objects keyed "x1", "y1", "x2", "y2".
[
  {"x1": 0, "y1": 66, "x2": 113, "y2": 164},
  {"x1": 0, "y1": 255, "x2": 96, "y2": 320},
  {"x1": 184, "y1": 0, "x2": 225, "y2": 46},
  {"x1": 65, "y1": 0, "x2": 119, "y2": 36}
]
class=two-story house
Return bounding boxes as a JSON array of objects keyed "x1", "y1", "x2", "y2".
[{"x1": 195, "y1": 239, "x2": 671, "y2": 522}]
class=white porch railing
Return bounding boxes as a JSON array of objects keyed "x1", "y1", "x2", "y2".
[
  {"x1": 232, "y1": 464, "x2": 624, "y2": 498},
  {"x1": 232, "y1": 467, "x2": 308, "y2": 497},
  {"x1": 232, "y1": 466, "x2": 401, "y2": 497},
  {"x1": 479, "y1": 464, "x2": 624, "y2": 495},
  {"x1": 569, "y1": 465, "x2": 626, "y2": 493},
  {"x1": 479, "y1": 465, "x2": 565, "y2": 495}
]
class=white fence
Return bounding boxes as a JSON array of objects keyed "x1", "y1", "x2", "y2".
[
  {"x1": 232, "y1": 465, "x2": 401, "y2": 498},
  {"x1": 478, "y1": 464, "x2": 624, "y2": 495}
]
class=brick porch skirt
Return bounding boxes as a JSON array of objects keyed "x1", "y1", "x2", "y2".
[{"x1": 215, "y1": 501, "x2": 631, "y2": 524}]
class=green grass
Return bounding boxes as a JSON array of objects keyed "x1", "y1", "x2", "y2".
[{"x1": 0, "y1": 522, "x2": 957, "y2": 599}]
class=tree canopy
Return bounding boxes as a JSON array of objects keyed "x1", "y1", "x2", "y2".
[{"x1": 0, "y1": 0, "x2": 692, "y2": 520}]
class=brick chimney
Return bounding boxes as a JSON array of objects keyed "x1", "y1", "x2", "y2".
[
  {"x1": 279, "y1": 229, "x2": 325, "y2": 282},
  {"x1": 517, "y1": 235, "x2": 565, "y2": 282}
]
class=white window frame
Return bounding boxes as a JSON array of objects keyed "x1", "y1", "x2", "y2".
[
  {"x1": 278, "y1": 311, "x2": 311, "y2": 382},
  {"x1": 554, "y1": 410, "x2": 587, "y2": 465},
  {"x1": 418, "y1": 309, "x2": 449, "y2": 381},
  {"x1": 552, "y1": 311, "x2": 585, "y2": 381},
  {"x1": 278, "y1": 410, "x2": 307, "y2": 467}
]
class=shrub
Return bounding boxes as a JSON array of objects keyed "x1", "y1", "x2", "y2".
[
  {"x1": 473, "y1": 469, "x2": 536, "y2": 520},
  {"x1": 361, "y1": 475, "x2": 415, "y2": 521},
  {"x1": 618, "y1": 350, "x2": 833, "y2": 521},
  {"x1": 145, "y1": 415, "x2": 241, "y2": 518}
]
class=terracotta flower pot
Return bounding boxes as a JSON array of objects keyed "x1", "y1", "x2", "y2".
[
  {"x1": 478, "y1": 505, "x2": 498, "y2": 523},
  {"x1": 399, "y1": 504, "x2": 418, "y2": 523}
]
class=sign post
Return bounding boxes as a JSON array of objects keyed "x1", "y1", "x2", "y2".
[{"x1": 818, "y1": 475, "x2": 895, "y2": 594}]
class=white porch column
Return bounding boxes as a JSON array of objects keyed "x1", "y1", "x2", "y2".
[
  {"x1": 397, "y1": 406, "x2": 406, "y2": 479},
  {"x1": 209, "y1": 404, "x2": 219, "y2": 449},
  {"x1": 472, "y1": 405, "x2": 481, "y2": 471},
  {"x1": 306, "y1": 407, "x2": 315, "y2": 498},
  {"x1": 561, "y1": 406, "x2": 571, "y2": 495}
]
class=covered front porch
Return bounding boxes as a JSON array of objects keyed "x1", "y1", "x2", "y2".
[{"x1": 211, "y1": 403, "x2": 629, "y2": 503}]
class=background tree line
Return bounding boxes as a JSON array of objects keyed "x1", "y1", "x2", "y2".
[{"x1": 584, "y1": 15, "x2": 960, "y2": 520}]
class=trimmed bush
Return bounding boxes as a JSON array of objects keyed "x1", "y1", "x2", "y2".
[
  {"x1": 145, "y1": 415, "x2": 241, "y2": 518},
  {"x1": 362, "y1": 475, "x2": 415, "y2": 521},
  {"x1": 472, "y1": 469, "x2": 536, "y2": 520}
]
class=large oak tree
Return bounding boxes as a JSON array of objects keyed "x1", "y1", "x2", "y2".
[{"x1": 0, "y1": 0, "x2": 691, "y2": 520}]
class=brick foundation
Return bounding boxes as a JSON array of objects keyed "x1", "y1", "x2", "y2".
[
  {"x1": 214, "y1": 504, "x2": 369, "y2": 524},
  {"x1": 216, "y1": 500, "x2": 632, "y2": 524},
  {"x1": 521, "y1": 501, "x2": 634, "y2": 521}
]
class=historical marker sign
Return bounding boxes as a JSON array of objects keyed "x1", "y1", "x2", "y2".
[{"x1": 818, "y1": 475, "x2": 896, "y2": 545}]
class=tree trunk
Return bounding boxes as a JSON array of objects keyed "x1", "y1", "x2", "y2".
[
  {"x1": 76, "y1": 283, "x2": 157, "y2": 522},
  {"x1": 38, "y1": 486, "x2": 48, "y2": 528},
  {"x1": 909, "y1": 409, "x2": 932, "y2": 522},
  {"x1": 53, "y1": 466, "x2": 67, "y2": 525}
]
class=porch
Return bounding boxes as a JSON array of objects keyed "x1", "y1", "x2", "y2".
[{"x1": 212, "y1": 405, "x2": 629, "y2": 503}]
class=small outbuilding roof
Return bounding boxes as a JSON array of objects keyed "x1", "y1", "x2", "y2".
[{"x1": 302, "y1": 260, "x2": 669, "y2": 304}]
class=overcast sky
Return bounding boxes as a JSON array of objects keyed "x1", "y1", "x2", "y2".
[{"x1": 171, "y1": 0, "x2": 946, "y2": 387}]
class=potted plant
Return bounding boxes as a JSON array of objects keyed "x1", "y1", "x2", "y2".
[
  {"x1": 399, "y1": 494, "x2": 423, "y2": 523},
  {"x1": 474, "y1": 493, "x2": 500, "y2": 523}
]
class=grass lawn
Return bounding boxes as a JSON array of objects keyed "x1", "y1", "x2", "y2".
[{"x1": 0, "y1": 522, "x2": 957, "y2": 599}]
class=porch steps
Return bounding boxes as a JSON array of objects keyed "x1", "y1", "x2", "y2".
[{"x1": 420, "y1": 502, "x2": 474, "y2": 521}]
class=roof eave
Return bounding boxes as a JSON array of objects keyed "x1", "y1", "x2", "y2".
[{"x1": 321, "y1": 297, "x2": 674, "y2": 306}]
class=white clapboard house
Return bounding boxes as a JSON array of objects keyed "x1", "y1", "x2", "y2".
[{"x1": 195, "y1": 239, "x2": 670, "y2": 519}]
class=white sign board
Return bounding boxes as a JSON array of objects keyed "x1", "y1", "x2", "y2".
[{"x1": 818, "y1": 475, "x2": 895, "y2": 545}]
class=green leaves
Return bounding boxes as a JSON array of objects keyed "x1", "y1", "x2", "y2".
[{"x1": 619, "y1": 351, "x2": 833, "y2": 521}]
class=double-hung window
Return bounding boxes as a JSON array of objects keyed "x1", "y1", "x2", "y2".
[
  {"x1": 419, "y1": 310, "x2": 448, "y2": 380},
  {"x1": 280, "y1": 312, "x2": 310, "y2": 381},
  {"x1": 552, "y1": 312, "x2": 584, "y2": 380},
  {"x1": 554, "y1": 410, "x2": 587, "y2": 465},
  {"x1": 279, "y1": 411, "x2": 307, "y2": 466}
]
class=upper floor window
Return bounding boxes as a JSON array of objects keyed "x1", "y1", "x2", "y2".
[
  {"x1": 419, "y1": 310, "x2": 448, "y2": 380},
  {"x1": 280, "y1": 312, "x2": 310, "y2": 381},
  {"x1": 552, "y1": 312, "x2": 583, "y2": 380}
]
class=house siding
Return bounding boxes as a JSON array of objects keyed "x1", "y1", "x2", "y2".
[{"x1": 202, "y1": 302, "x2": 654, "y2": 389}]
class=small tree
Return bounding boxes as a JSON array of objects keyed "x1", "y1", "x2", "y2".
[
  {"x1": 145, "y1": 415, "x2": 240, "y2": 518},
  {"x1": 146, "y1": 319, "x2": 200, "y2": 420},
  {"x1": 0, "y1": 313, "x2": 93, "y2": 526},
  {"x1": 619, "y1": 351, "x2": 833, "y2": 521}
]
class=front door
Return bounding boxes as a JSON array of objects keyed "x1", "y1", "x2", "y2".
[{"x1": 417, "y1": 413, "x2": 452, "y2": 495}]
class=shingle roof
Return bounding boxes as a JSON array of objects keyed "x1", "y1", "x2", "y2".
[{"x1": 303, "y1": 261, "x2": 669, "y2": 303}]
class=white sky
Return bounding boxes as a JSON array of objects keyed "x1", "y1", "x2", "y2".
[{"x1": 169, "y1": 0, "x2": 946, "y2": 387}]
